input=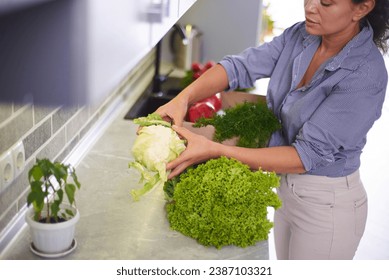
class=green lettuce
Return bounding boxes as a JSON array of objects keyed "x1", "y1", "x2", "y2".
[
  {"x1": 164, "y1": 156, "x2": 281, "y2": 249},
  {"x1": 129, "y1": 114, "x2": 186, "y2": 200},
  {"x1": 132, "y1": 113, "x2": 172, "y2": 127}
]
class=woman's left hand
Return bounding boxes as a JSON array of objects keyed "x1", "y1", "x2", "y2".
[{"x1": 167, "y1": 125, "x2": 219, "y2": 178}]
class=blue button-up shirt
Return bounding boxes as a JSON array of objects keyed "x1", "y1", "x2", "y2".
[{"x1": 219, "y1": 21, "x2": 387, "y2": 177}]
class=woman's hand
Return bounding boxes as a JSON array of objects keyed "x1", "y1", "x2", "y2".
[
  {"x1": 156, "y1": 64, "x2": 229, "y2": 126},
  {"x1": 166, "y1": 125, "x2": 219, "y2": 178},
  {"x1": 155, "y1": 95, "x2": 189, "y2": 126}
]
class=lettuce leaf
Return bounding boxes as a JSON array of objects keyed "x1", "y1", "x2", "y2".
[
  {"x1": 132, "y1": 113, "x2": 172, "y2": 127},
  {"x1": 164, "y1": 156, "x2": 281, "y2": 249},
  {"x1": 129, "y1": 114, "x2": 186, "y2": 201}
]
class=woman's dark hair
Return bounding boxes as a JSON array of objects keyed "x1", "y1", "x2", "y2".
[{"x1": 353, "y1": 0, "x2": 389, "y2": 53}]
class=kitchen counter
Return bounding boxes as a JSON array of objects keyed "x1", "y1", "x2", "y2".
[{"x1": 1, "y1": 104, "x2": 269, "y2": 260}]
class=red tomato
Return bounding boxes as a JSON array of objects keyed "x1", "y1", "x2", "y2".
[
  {"x1": 187, "y1": 103, "x2": 214, "y2": 122},
  {"x1": 186, "y1": 94, "x2": 222, "y2": 122},
  {"x1": 191, "y1": 62, "x2": 203, "y2": 72},
  {"x1": 204, "y1": 60, "x2": 216, "y2": 69},
  {"x1": 192, "y1": 72, "x2": 201, "y2": 80}
]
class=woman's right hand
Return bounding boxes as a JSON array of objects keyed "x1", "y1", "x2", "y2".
[
  {"x1": 155, "y1": 94, "x2": 189, "y2": 126},
  {"x1": 156, "y1": 64, "x2": 230, "y2": 125}
]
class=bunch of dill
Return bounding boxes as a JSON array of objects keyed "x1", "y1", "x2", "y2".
[{"x1": 193, "y1": 101, "x2": 281, "y2": 148}]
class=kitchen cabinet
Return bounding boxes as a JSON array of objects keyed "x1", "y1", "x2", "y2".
[
  {"x1": 0, "y1": 0, "x2": 55, "y2": 16},
  {"x1": 150, "y1": 0, "x2": 180, "y2": 47},
  {"x1": 85, "y1": 0, "x2": 152, "y2": 106},
  {"x1": 88, "y1": 0, "x2": 197, "y2": 105},
  {"x1": 147, "y1": 0, "x2": 199, "y2": 47},
  {"x1": 179, "y1": 0, "x2": 197, "y2": 16},
  {"x1": 0, "y1": 0, "x2": 86, "y2": 106},
  {"x1": 0, "y1": 0, "x2": 198, "y2": 106}
]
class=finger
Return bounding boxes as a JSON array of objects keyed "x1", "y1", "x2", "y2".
[
  {"x1": 136, "y1": 126, "x2": 143, "y2": 135},
  {"x1": 166, "y1": 150, "x2": 189, "y2": 171},
  {"x1": 154, "y1": 107, "x2": 168, "y2": 118},
  {"x1": 168, "y1": 162, "x2": 190, "y2": 179},
  {"x1": 155, "y1": 109, "x2": 182, "y2": 127},
  {"x1": 172, "y1": 118, "x2": 184, "y2": 127},
  {"x1": 162, "y1": 114, "x2": 173, "y2": 124},
  {"x1": 172, "y1": 125, "x2": 190, "y2": 138}
]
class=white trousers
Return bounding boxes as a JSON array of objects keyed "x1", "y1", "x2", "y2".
[{"x1": 273, "y1": 170, "x2": 368, "y2": 260}]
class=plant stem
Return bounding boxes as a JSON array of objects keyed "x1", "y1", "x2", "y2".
[{"x1": 45, "y1": 177, "x2": 50, "y2": 223}]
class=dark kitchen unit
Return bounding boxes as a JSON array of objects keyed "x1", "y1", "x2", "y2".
[
  {"x1": 124, "y1": 76, "x2": 183, "y2": 119},
  {"x1": 125, "y1": 24, "x2": 189, "y2": 120}
]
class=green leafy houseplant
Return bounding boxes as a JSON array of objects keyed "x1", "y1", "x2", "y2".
[{"x1": 27, "y1": 158, "x2": 81, "y2": 223}]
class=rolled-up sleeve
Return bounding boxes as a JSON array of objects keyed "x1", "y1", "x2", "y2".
[{"x1": 217, "y1": 20, "x2": 387, "y2": 177}]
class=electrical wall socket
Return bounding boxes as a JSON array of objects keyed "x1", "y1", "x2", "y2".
[
  {"x1": 12, "y1": 141, "x2": 25, "y2": 178},
  {"x1": 0, "y1": 151, "x2": 15, "y2": 193},
  {"x1": 0, "y1": 141, "x2": 24, "y2": 193}
]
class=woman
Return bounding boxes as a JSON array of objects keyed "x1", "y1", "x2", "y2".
[{"x1": 156, "y1": 0, "x2": 389, "y2": 259}]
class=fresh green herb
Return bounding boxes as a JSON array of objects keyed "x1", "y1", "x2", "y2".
[
  {"x1": 181, "y1": 70, "x2": 195, "y2": 89},
  {"x1": 193, "y1": 101, "x2": 281, "y2": 148},
  {"x1": 27, "y1": 158, "x2": 81, "y2": 223},
  {"x1": 234, "y1": 87, "x2": 255, "y2": 92},
  {"x1": 164, "y1": 156, "x2": 281, "y2": 249}
]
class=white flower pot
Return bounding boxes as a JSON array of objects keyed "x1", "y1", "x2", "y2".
[{"x1": 25, "y1": 204, "x2": 80, "y2": 255}]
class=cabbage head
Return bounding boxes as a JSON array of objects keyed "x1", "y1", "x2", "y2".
[{"x1": 129, "y1": 114, "x2": 186, "y2": 200}]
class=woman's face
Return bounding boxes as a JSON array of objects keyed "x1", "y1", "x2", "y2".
[{"x1": 304, "y1": 0, "x2": 362, "y2": 37}]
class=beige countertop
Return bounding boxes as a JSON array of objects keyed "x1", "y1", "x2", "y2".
[{"x1": 1, "y1": 104, "x2": 269, "y2": 260}]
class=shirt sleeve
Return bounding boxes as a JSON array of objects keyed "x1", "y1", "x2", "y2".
[
  {"x1": 293, "y1": 69, "x2": 387, "y2": 173},
  {"x1": 218, "y1": 23, "x2": 303, "y2": 90}
]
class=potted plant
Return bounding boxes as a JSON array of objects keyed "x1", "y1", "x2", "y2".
[{"x1": 25, "y1": 158, "x2": 81, "y2": 257}]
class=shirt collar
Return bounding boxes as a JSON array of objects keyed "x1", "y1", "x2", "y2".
[{"x1": 300, "y1": 21, "x2": 374, "y2": 71}]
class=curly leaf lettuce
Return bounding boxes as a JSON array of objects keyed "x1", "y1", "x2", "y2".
[
  {"x1": 129, "y1": 114, "x2": 186, "y2": 201},
  {"x1": 164, "y1": 156, "x2": 281, "y2": 249}
]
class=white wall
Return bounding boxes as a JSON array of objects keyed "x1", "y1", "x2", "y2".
[
  {"x1": 355, "y1": 55, "x2": 389, "y2": 259},
  {"x1": 262, "y1": 0, "x2": 389, "y2": 260},
  {"x1": 265, "y1": 0, "x2": 304, "y2": 34}
]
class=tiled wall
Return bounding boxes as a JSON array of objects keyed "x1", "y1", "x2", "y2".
[
  {"x1": 0, "y1": 49, "x2": 155, "y2": 239},
  {"x1": 0, "y1": 104, "x2": 86, "y2": 234}
]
